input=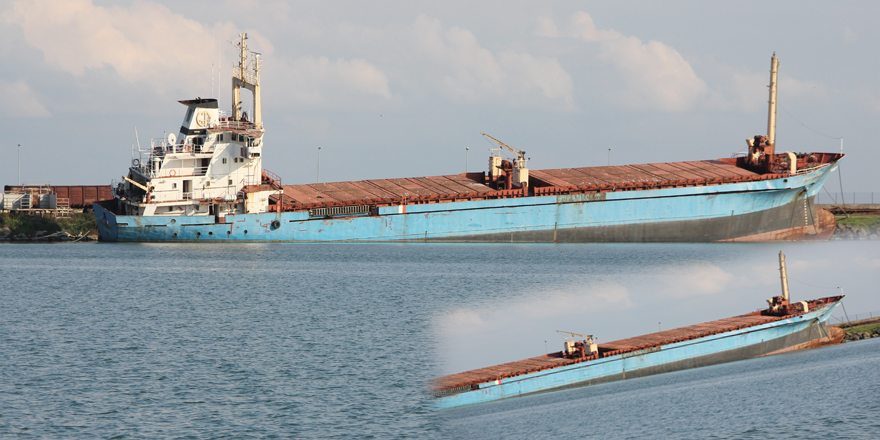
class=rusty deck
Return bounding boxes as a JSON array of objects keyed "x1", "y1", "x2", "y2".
[{"x1": 270, "y1": 159, "x2": 785, "y2": 211}]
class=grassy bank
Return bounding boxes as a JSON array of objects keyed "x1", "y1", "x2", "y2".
[
  {"x1": 844, "y1": 323, "x2": 880, "y2": 335},
  {"x1": 1, "y1": 212, "x2": 96, "y2": 238},
  {"x1": 833, "y1": 214, "x2": 880, "y2": 240},
  {"x1": 836, "y1": 215, "x2": 880, "y2": 230}
]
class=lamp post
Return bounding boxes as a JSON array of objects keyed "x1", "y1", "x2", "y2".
[
  {"x1": 317, "y1": 147, "x2": 321, "y2": 183},
  {"x1": 607, "y1": 148, "x2": 611, "y2": 166},
  {"x1": 466, "y1": 147, "x2": 469, "y2": 173},
  {"x1": 18, "y1": 144, "x2": 21, "y2": 185}
]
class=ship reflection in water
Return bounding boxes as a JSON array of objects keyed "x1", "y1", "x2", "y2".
[{"x1": 432, "y1": 252, "x2": 844, "y2": 409}]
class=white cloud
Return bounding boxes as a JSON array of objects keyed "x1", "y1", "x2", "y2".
[
  {"x1": 3, "y1": 0, "x2": 241, "y2": 95},
  {"x1": 436, "y1": 281, "x2": 631, "y2": 337},
  {"x1": 534, "y1": 17, "x2": 559, "y2": 38},
  {"x1": 542, "y1": 11, "x2": 829, "y2": 113},
  {"x1": 597, "y1": 35, "x2": 709, "y2": 112},
  {"x1": 540, "y1": 11, "x2": 710, "y2": 112},
  {"x1": 568, "y1": 11, "x2": 618, "y2": 42},
  {"x1": 412, "y1": 15, "x2": 575, "y2": 108},
  {"x1": 278, "y1": 56, "x2": 392, "y2": 107},
  {"x1": 700, "y1": 67, "x2": 825, "y2": 113},
  {"x1": 0, "y1": 80, "x2": 50, "y2": 117},
  {"x1": 656, "y1": 263, "x2": 734, "y2": 298},
  {"x1": 706, "y1": 71, "x2": 767, "y2": 112}
]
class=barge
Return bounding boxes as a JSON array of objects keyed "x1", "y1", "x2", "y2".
[
  {"x1": 431, "y1": 252, "x2": 845, "y2": 409},
  {"x1": 94, "y1": 42, "x2": 842, "y2": 243}
]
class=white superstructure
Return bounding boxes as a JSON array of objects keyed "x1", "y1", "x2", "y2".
[{"x1": 113, "y1": 33, "x2": 278, "y2": 220}]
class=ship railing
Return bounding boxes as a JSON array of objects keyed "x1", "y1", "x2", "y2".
[
  {"x1": 262, "y1": 169, "x2": 282, "y2": 187},
  {"x1": 182, "y1": 192, "x2": 193, "y2": 200},
  {"x1": 792, "y1": 162, "x2": 830, "y2": 176},
  {"x1": 148, "y1": 137, "x2": 173, "y2": 152},
  {"x1": 216, "y1": 119, "x2": 257, "y2": 131},
  {"x1": 149, "y1": 139, "x2": 213, "y2": 155},
  {"x1": 233, "y1": 66, "x2": 259, "y2": 87},
  {"x1": 216, "y1": 109, "x2": 257, "y2": 131}
]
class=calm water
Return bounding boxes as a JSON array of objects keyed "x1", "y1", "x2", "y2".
[{"x1": 1, "y1": 241, "x2": 878, "y2": 439}]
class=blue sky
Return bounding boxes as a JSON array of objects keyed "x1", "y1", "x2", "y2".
[{"x1": 1, "y1": 0, "x2": 877, "y2": 193}]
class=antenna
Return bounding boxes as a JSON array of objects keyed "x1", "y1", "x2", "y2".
[
  {"x1": 211, "y1": 28, "x2": 215, "y2": 98},
  {"x1": 218, "y1": 33, "x2": 222, "y2": 106}
]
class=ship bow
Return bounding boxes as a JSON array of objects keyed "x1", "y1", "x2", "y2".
[{"x1": 93, "y1": 201, "x2": 119, "y2": 242}]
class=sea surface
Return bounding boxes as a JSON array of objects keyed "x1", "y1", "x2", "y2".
[{"x1": 1, "y1": 241, "x2": 878, "y2": 439}]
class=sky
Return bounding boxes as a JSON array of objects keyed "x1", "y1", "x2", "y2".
[{"x1": 1, "y1": 0, "x2": 878, "y2": 193}]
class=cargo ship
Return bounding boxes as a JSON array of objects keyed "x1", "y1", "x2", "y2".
[
  {"x1": 94, "y1": 40, "x2": 842, "y2": 243},
  {"x1": 431, "y1": 252, "x2": 845, "y2": 409}
]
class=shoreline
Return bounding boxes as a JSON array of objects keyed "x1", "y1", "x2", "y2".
[
  {"x1": 831, "y1": 317, "x2": 880, "y2": 342},
  {"x1": 2, "y1": 210, "x2": 878, "y2": 243},
  {"x1": 1, "y1": 212, "x2": 99, "y2": 242}
]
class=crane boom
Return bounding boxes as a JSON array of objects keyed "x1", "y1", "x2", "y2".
[
  {"x1": 482, "y1": 132, "x2": 525, "y2": 162},
  {"x1": 556, "y1": 330, "x2": 592, "y2": 339}
]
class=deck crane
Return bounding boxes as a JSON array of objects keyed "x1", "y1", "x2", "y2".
[
  {"x1": 556, "y1": 330, "x2": 598, "y2": 358},
  {"x1": 481, "y1": 132, "x2": 530, "y2": 189}
]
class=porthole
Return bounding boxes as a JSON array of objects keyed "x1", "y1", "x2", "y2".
[
  {"x1": 196, "y1": 232, "x2": 201, "y2": 238},
  {"x1": 208, "y1": 231, "x2": 213, "y2": 235},
  {"x1": 244, "y1": 230, "x2": 248, "y2": 235},
  {"x1": 172, "y1": 233, "x2": 177, "y2": 238}
]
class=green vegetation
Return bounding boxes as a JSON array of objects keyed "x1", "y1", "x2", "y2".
[
  {"x1": 836, "y1": 215, "x2": 880, "y2": 230},
  {"x1": 1, "y1": 212, "x2": 96, "y2": 237},
  {"x1": 844, "y1": 323, "x2": 880, "y2": 335},
  {"x1": 56, "y1": 213, "x2": 98, "y2": 236}
]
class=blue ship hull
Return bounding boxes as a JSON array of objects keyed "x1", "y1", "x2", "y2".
[
  {"x1": 94, "y1": 162, "x2": 838, "y2": 243},
  {"x1": 433, "y1": 299, "x2": 841, "y2": 410}
]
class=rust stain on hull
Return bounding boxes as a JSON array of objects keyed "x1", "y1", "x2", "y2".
[
  {"x1": 761, "y1": 326, "x2": 845, "y2": 356},
  {"x1": 718, "y1": 208, "x2": 836, "y2": 242}
]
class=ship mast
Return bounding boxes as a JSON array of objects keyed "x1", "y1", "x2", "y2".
[
  {"x1": 232, "y1": 33, "x2": 262, "y2": 128},
  {"x1": 766, "y1": 53, "x2": 779, "y2": 150},
  {"x1": 778, "y1": 251, "x2": 790, "y2": 304}
]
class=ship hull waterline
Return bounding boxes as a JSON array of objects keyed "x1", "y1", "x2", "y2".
[
  {"x1": 434, "y1": 301, "x2": 841, "y2": 410},
  {"x1": 94, "y1": 164, "x2": 838, "y2": 243}
]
